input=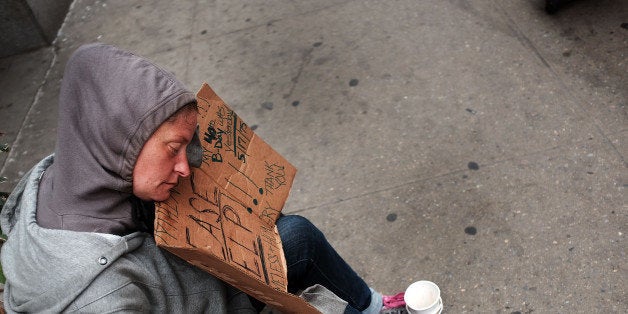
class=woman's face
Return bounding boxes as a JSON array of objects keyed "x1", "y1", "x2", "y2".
[{"x1": 132, "y1": 110, "x2": 197, "y2": 201}]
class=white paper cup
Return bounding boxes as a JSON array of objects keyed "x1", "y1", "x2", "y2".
[{"x1": 404, "y1": 281, "x2": 442, "y2": 314}]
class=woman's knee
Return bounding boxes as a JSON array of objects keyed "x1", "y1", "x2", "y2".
[{"x1": 277, "y1": 215, "x2": 325, "y2": 252}]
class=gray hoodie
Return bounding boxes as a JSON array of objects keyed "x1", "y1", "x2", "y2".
[
  {"x1": 0, "y1": 43, "x2": 256, "y2": 313},
  {"x1": 36, "y1": 43, "x2": 197, "y2": 235},
  {"x1": 1, "y1": 43, "x2": 348, "y2": 314},
  {"x1": 1, "y1": 156, "x2": 255, "y2": 313}
]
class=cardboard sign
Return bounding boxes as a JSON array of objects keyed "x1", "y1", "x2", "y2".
[{"x1": 155, "y1": 83, "x2": 319, "y2": 313}]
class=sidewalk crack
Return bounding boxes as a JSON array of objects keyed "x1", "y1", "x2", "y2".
[{"x1": 283, "y1": 47, "x2": 314, "y2": 101}]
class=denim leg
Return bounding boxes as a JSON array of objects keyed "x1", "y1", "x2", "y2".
[{"x1": 277, "y1": 215, "x2": 372, "y2": 312}]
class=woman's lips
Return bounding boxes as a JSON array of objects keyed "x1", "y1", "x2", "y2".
[{"x1": 165, "y1": 181, "x2": 178, "y2": 187}]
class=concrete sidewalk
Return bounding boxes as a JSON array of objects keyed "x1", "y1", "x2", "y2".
[{"x1": 0, "y1": 0, "x2": 625, "y2": 312}]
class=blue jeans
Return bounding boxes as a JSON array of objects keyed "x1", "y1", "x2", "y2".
[
  {"x1": 277, "y1": 214, "x2": 372, "y2": 313},
  {"x1": 248, "y1": 215, "x2": 373, "y2": 313}
]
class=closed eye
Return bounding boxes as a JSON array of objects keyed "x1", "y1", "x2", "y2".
[{"x1": 168, "y1": 143, "x2": 183, "y2": 156}]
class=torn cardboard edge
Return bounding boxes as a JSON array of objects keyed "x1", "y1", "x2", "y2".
[{"x1": 155, "y1": 83, "x2": 320, "y2": 314}]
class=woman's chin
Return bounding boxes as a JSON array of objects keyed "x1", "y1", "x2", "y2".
[
  {"x1": 153, "y1": 192, "x2": 171, "y2": 202},
  {"x1": 144, "y1": 189, "x2": 172, "y2": 202}
]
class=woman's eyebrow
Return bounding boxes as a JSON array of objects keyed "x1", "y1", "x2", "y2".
[{"x1": 169, "y1": 135, "x2": 192, "y2": 143}]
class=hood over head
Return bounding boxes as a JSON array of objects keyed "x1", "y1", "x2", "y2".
[{"x1": 36, "y1": 43, "x2": 196, "y2": 235}]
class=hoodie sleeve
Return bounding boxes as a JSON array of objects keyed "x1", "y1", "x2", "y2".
[{"x1": 67, "y1": 283, "x2": 151, "y2": 313}]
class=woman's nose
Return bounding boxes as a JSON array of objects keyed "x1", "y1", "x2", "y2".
[{"x1": 174, "y1": 152, "x2": 191, "y2": 177}]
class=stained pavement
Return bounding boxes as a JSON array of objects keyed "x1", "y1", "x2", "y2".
[{"x1": 0, "y1": 0, "x2": 626, "y2": 313}]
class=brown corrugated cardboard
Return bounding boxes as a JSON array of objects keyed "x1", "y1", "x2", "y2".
[{"x1": 155, "y1": 83, "x2": 319, "y2": 314}]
